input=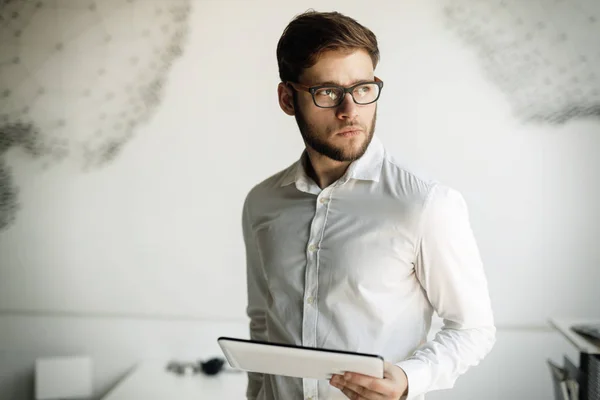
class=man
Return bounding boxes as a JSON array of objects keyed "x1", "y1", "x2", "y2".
[{"x1": 243, "y1": 10, "x2": 496, "y2": 400}]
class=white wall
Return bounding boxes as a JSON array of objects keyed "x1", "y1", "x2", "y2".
[{"x1": 1, "y1": 0, "x2": 599, "y2": 399}]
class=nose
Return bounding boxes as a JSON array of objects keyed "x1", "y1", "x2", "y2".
[{"x1": 335, "y1": 93, "x2": 359, "y2": 120}]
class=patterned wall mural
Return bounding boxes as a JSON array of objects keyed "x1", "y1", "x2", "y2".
[
  {"x1": 2, "y1": 1, "x2": 599, "y2": 231},
  {"x1": 443, "y1": 0, "x2": 600, "y2": 124},
  {"x1": 0, "y1": 0, "x2": 191, "y2": 231}
]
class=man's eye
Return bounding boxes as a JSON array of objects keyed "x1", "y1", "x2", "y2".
[{"x1": 316, "y1": 89, "x2": 338, "y2": 99}]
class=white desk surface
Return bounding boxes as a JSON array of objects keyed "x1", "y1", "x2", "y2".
[
  {"x1": 101, "y1": 360, "x2": 247, "y2": 400},
  {"x1": 549, "y1": 317, "x2": 600, "y2": 355}
]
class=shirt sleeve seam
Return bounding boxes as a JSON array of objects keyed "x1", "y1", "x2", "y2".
[{"x1": 413, "y1": 181, "x2": 440, "y2": 263}]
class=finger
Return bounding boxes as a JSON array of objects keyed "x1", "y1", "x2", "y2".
[
  {"x1": 343, "y1": 372, "x2": 393, "y2": 395},
  {"x1": 330, "y1": 376, "x2": 359, "y2": 399},
  {"x1": 341, "y1": 380, "x2": 387, "y2": 400},
  {"x1": 331, "y1": 375, "x2": 387, "y2": 400},
  {"x1": 340, "y1": 386, "x2": 365, "y2": 400}
]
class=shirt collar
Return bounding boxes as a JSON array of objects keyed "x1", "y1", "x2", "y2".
[{"x1": 280, "y1": 135, "x2": 384, "y2": 188}]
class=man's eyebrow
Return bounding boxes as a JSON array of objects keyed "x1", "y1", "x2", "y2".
[{"x1": 313, "y1": 79, "x2": 373, "y2": 86}]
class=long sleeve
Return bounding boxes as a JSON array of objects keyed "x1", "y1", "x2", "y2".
[
  {"x1": 396, "y1": 183, "x2": 496, "y2": 399},
  {"x1": 243, "y1": 193, "x2": 270, "y2": 400}
]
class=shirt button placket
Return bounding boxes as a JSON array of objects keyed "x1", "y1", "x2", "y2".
[{"x1": 301, "y1": 190, "x2": 332, "y2": 400}]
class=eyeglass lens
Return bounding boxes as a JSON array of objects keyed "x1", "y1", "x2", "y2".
[{"x1": 313, "y1": 83, "x2": 380, "y2": 107}]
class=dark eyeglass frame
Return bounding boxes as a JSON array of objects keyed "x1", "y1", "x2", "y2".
[{"x1": 286, "y1": 77, "x2": 384, "y2": 108}]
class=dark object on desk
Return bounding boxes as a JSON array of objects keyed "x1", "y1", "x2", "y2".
[
  {"x1": 166, "y1": 357, "x2": 225, "y2": 376},
  {"x1": 201, "y1": 357, "x2": 225, "y2": 375},
  {"x1": 572, "y1": 324, "x2": 600, "y2": 344},
  {"x1": 166, "y1": 361, "x2": 198, "y2": 375}
]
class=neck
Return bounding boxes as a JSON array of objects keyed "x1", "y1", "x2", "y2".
[{"x1": 305, "y1": 148, "x2": 351, "y2": 189}]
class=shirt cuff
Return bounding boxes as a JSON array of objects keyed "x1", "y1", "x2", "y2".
[{"x1": 395, "y1": 359, "x2": 431, "y2": 399}]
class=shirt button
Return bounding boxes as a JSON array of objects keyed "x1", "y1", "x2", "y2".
[
  {"x1": 308, "y1": 244, "x2": 318, "y2": 252},
  {"x1": 319, "y1": 197, "x2": 329, "y2": 204},
  {"x1": 307, "y1": 296, "x2": 315, "y2": 305}
]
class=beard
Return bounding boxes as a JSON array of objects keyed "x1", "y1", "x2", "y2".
[{"x1": 293, "y1": 97, "x2": 377, "y2": 162}]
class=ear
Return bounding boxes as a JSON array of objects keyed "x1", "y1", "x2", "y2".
[{"x1": 277, "y1": 82, "x2": 296, "y2": 116}]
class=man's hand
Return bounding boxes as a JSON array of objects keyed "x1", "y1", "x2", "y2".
[{"x1": 329, "y1": 361, "x2": 408, "y2": 400}]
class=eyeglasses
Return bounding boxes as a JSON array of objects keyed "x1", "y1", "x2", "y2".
[{"x1": 286, "y1": 77, "x2": 384, "y2": 108}]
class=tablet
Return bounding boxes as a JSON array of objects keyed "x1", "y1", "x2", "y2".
[{"x1": 217, "y1": 337, "x2": 384, "y2": 381}]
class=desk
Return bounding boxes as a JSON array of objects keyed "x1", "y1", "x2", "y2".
[{"x1": 101, "y1": 360, "x2": 247, "y2": 399}]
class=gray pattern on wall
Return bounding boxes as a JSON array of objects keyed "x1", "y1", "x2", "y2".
[
  {"x1": 0, "y1": 0, "x2": 192, "y2": 231},
  {"x1": 443, "y1": 0, "x2": 600, "y2": 124}
]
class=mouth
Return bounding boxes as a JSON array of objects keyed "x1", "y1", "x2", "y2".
[{"x1": 336, "y1": 129, "x2": 362, "y2": 138}]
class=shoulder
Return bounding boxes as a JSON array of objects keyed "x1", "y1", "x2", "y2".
[
  {"x1": 381, "y1": 150, "x2": 467, "y2": 213},
  {"x1": 381, "y1": 151, "x2": 436, "y2": 200},
  {"x1": 243, "y1": 160, "x2": 298, "y2": 214}
]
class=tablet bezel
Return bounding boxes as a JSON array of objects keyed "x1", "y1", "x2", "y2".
[{"x1": 218, "y1": 336, "x2": 384, "y2": 362}]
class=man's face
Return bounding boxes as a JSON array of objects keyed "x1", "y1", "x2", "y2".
[{"x1": 290, "y1": 49, "x2": 378, "y2": 162}]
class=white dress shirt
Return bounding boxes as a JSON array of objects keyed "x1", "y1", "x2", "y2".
[{"x1": 243, "y1": 135, "x2": 496, "y2": 400}]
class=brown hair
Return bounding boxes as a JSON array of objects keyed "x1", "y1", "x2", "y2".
[{"x1": 276, "y1": 10, "x2": 380, "y2": 83}]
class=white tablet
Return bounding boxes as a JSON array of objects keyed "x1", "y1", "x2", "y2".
[{"x1": 217, "y1": 337, "x2": 384, "y2": 381}]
